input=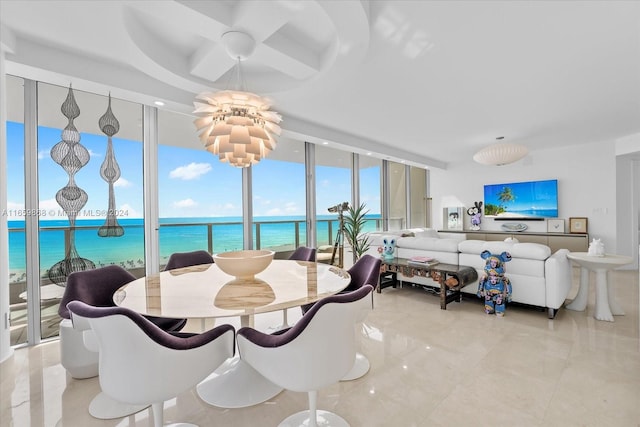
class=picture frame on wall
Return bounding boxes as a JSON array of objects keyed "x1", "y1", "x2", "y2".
[
  {"x1": 443, "y1": 207, "x2": 464, "y2": 230},
  {"x1": 547, "y1": 219, "x2": 565, "y2": 233},
  {"x1": 569, "y1": 217, "x2": 588, "y2": 234}
]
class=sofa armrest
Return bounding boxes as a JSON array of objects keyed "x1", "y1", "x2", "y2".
[{"x1": 544, "y1": 249, "x2": 572, "y2": 309}]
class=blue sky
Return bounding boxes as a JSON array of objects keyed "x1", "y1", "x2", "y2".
[{"x1": 6, "y1": 122, "x2": 381, "y2": 220}]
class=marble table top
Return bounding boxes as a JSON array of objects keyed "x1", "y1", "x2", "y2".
[
  {"x1": 567, "y1": 252, "x2": 633, "y2": 269},
  {"x1": 114, "y1": 260, "x2": 351, "y2": 320}
]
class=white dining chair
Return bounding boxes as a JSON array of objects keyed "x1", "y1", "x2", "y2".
[
  {"x1": 67, "y1": 300, "x2": 235, "y2": 427},
  {"x1": 237, "y1": 284, "x2": 374, "y2": 427}
]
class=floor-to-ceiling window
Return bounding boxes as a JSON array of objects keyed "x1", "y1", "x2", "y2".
[
  {"x1": 35, "y1": 82, "x2": 145, "y2": 340},
  {"x1": 4, "y1": 75, "x2": 428, "y2": 347},
  {"x1": 388, "y1": 161, "x2": 407, "y2": 230},
  {"x1": 359, "y1": 155, "x2": 383, "y2": 231},
  {"x1": 251, "y1": 138, "x2": 307, "y2": 253},
  {"x1": 157, "y1": 110, "x2": 243, "y2": 266},
  {"x1": 409, "y1": 166, "x2": 427, "y2": 228},
  {"x1": 315, "y1": 144, "x2": 351, "y2": 265},
  {"x1": 6, "y1": 75, "x2": 27, "y2": 345}
]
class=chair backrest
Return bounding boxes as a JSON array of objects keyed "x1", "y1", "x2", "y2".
[
  {"x1": 345, "y1": 254, "x2": 381, "y2": 293},
  {"x1": 288, "y1": 246, "x2": 316, "y2": 262},
  {"x1": 237, "y1": 285, "x2": 374, "y2": 392},
  {"x1": 67, "y1": 301, "x2": 235, "y2": 406},
  {"x1": 58, "y1": 265, "x2": 135, "y2": 319},
  {"x1": 165, "y1": 250, "x2": 214, "y2": 271}
]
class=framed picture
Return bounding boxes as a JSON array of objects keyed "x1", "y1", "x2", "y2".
[
  {"x1": 547, "y1": 219, "x2": 565, "y2": 233},
  {"x1": 443, "y1": 207, "x2": 464, "y2": 230},
  {"x1": 569, "y1": 217, "x2": 588, "y2": 234}
]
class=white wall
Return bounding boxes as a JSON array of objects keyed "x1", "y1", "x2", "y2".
[
  {"x1": 615, "y1": 133, "x2": 640, "y2": 269},
  {"x1": 431, "y1": 141, "x2": 619, "y2": 252}
]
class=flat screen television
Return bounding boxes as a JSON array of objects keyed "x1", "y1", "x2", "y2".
[{"x1": 484, "y1": 179, "x2": 558, "y2": 218}]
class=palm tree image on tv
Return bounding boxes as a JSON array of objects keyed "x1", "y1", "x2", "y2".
[
  {"x1": 485, "y1": 186, "x2": 515, "y2": 215},
  {"x1": 483, "y1": 179, "x2": 559, "y2": 218}
]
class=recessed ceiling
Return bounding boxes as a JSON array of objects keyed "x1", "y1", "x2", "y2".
[{"x1": 1, "y1": 0, "x2": 639, "y2": 168}]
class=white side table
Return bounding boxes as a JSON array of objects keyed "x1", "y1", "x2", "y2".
[{"x1": 566, "y1": 252, "x2": 633, "y2": 321}]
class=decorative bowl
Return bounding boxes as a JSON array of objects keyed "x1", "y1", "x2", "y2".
[{"x1": 212, "y1": 250, "x2": 275, "y2": 278}]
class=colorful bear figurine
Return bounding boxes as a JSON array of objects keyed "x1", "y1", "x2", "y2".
[{"x1": 477, "y1": 250, "x2": 512, "y2": 316}]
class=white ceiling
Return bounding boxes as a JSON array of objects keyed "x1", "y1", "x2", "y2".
[{"x1": 1, "y1": 0, "x2": 639, "y2": 169}]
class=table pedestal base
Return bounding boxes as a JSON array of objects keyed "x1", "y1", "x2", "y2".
[
  {"x1": 196, "y1": 357, "x2": 283, "y2": 408},
  {"x1": 566, "y1": 265, "x2": 626, "y2": 322},
  {"x1": 279, "y1": 410, "x2": 349, "y2": 427},
  {"x1": 566, "y1": 267, "x2": 590, "y2": 312}
]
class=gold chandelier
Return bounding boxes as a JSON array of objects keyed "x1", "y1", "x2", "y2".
[{"x1": 193, "y1": 31, "x2": 282, "y2": 168}]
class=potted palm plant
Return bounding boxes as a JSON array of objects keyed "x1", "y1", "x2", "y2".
[{"x1": 343, "y1": 202, "x2": 371, "y2": 264}]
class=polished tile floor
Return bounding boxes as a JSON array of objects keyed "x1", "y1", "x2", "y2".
[{"x1": 2, "y1": 268, "x2": 639, "y2": 427}]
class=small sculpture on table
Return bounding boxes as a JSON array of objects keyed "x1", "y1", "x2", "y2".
[
  {"x1": 381, "y1": 236, "x2": 396, "y2": 260},
  {"x1": 476, "y1": 250, "x2": 512, "y2": 317},
  {"x1": 587, "y1": 238, "x2": 605, "y2": 257},
  {"x1": 467, "y1": 201, "x2": 483, "y2": 231}
]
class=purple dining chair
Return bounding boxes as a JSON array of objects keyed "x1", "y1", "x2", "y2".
[{"x1": 164, "y1": 250, "x2": 214, "y2": 271}]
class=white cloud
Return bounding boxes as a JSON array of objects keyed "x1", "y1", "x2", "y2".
[
  {"x1": 266, "y1": 208, "x2": 282, "y2": 215},
  {"x1": 118, "y1": 203, "x2": 141, "y2": 218},
  {"x1": 114, "y1": 177, "x2": 132, "y2": 188},
  {"x1": 38, "y1": 147, "x2": 99, "y2": 160},
  {"x1": 320, "y1": 179, "x2": 331, "y2": 187},
  {"x1": 39, "y1": 198, "x2": 60, "y2": 211},
  {"x1": 169, "y1": 162, "x2": 212, "y2": 180},
  {"x1": 38, "y1": 149, "x2": 50, "y2": 160},
  {"x1": 4, "y1": 201, "x2": 24, "y2": 220},
  {"x1": 173, "y1": 198, "x2": 198, "y2": 208},
  {"x1": 7, "y1": 201, "x2": 23, "y2": 210}
]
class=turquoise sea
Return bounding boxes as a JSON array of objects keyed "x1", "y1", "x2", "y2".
[{"x1": 7, "y1": 215, "x2": 381, "y2": 275}]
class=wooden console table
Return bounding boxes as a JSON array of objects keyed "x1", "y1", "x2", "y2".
[{"x1": 379, "y1": 258, "x2": 478, "y2": 309}]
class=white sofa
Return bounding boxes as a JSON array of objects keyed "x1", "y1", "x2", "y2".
[{"x1": 365, "y1": 229, "x2": 572, "y2": 318}]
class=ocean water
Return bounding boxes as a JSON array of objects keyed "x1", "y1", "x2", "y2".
[{"x1": 7, "y1": 215, "x2": 381, "y2": 274}]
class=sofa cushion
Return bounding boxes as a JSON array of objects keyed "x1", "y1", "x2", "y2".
[
  {"x1": 457, "y1": 239, "x2": 486, "y2": 255},
  {"x1": 398, "y1": 236, "x2": 460, "y2": 253},
  {"x1": 507, "y1": 242, "x2": 551, "y2": 260},
  {"x1": 459, "y1": 240, "x2": 550, "y2": 261},
  {"x1": 412, "y1": 229, "x2": 440, "y2": 239}
]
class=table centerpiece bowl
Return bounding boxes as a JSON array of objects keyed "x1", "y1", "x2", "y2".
[{"x1": 212, "y1": 250, "x2": 275, "y2": 279}]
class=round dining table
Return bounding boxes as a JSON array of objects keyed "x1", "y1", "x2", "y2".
[{"x1": 113, "y1": 259, "x2": 351, "y2": 408}]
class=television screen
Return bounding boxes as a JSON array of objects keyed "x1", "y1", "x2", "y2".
[{"x1": 483, "y1": 179, "x2": 558, "y2": 218}]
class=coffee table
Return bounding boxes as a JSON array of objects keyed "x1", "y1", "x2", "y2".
[{"x1": 379, "y1": 258, "x2": 478, "y2": 309}]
